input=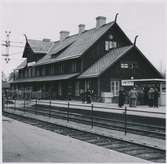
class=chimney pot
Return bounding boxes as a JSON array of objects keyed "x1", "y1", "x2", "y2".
[
  {"x1": 96, "y1": 16, "x2": 106, "y2": 28},
  {"x1": 78, "y1": 24, "x2": 85, "y2": 34},
  {"x1": 60, "y1": 31, "x2": 70, "y2": 41}
]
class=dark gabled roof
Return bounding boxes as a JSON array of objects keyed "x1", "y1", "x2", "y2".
[
  {"x1": 35, "y1": 35, "x2": 78, "y2": 66},
  {"x1": 78, "y1": 45, "x2": 133, "y2": 79},
  {"x1": 34, "y1": 22, "x2": 115, "y2": 66},
  {"x1": 15, "y1": 59, "x2": 27, "y2": 70},
  {"x1": 133, "y1": 46, "x2": 163, "y2": 78},
  {"x1": 27, "y1": 39, "x2": 54, "y2": 54},
  {"x1": 10, "y1": 73, "x2": 79, "y2": 83}
]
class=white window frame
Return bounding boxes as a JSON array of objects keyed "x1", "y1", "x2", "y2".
[
  {"x1": 121, "y1": 63, "x2": 128, "y2": 68},
  {"x1": 105, "y1": 41, "x2": 109, "y2": 51},
  {"x1": 110, "y1": 80, "x2": 120, "y2": 96}
]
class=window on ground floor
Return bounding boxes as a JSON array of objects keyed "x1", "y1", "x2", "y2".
[
  {"x1": 110, "y1": 80, "x2": 120, "y2": 96},
  {"x1": 75, "y1": 81, "x2": 80, "y2": 96}
]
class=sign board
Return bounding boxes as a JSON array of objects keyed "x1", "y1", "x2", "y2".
[
  {"x1": 121, "y1": 80, "x2": 134, "y2": 86},
  {"x1": 101, "y1": 92, "x2": 113, "y2": 97}
]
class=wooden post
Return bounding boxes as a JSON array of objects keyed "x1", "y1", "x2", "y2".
[
  {"x1": 124, "y1": 106, "x2": 127, "y2": 135},
  {"x1": 97, "y1": 79, "x2": 101, "y2": 100},
  {"x1": 67, "y1": 101, "x2": 70, "y2": 122},
  {"x1": 2, "y1": 96, "x2": 4, "y2": 112},
  {"x1": 14, "y1": 98, "x2": 16, "y2": 111},
  {"x1": 23, "y1": 88, "x2": 25, "y2": 113},
  {"x1": 91, "y1": 103, "x2": 94, "y2": 128},
  {"x1": 49, "y1": 96, "x2": 52, "y2": 118},
  {"x1": 35, "y1": 98, "x2": 37, "y2": 115}
]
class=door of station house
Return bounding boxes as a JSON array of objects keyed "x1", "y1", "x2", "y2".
[{"x1": 110, "y1": 80, "x2": 120, "y2": 96}]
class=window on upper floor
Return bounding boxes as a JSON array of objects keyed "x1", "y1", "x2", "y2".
[
  {"x1": 28, "y1": 68, "x2": 32, "y2": 77},
  {"x1": 105, "y1": 40, "x2": 117, "y2": 51},
  {"x1": 59, "y1": 63, "x2": 64, "y2": 73},
  {"x1": 129, "y1": 63, "x2": 138, "y2": 69},
  {"x1": 121, "y1": 63, "x2": 129, "y2": 69},
  {"x1": 50, "y1": 64, "x2": 54, "y2": 75},
  {"x1": 72, "y1": 62, "x2": 77, "y2": 73},
  {"x1": 120, "y1": 62, "x2": 138, "y2": 70},
  {"x1": 32, "y1": 67, "x2": 35, "y2": 77},
  {"x1": 36, "y1": 68, "x2": 39, "y2": 76}
]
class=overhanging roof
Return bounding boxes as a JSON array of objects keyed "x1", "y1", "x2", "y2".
[
  {"x1": 10, "y1": 73, "x2": 79, "y2": 84},
  {"x1": 27, "y1": 39, "x2": 54, "y2": 54},
  {"x1": 122, "y1": 79, "x2": 166, "y2": 82},
  {"x1": 15, "y1": 59, "x2": 27, "y2": 70}
]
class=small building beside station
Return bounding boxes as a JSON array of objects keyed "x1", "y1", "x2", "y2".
[{"x1": 10, "y1": 16, "x2": 166, "y2": 105}]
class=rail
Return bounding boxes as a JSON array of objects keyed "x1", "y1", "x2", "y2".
[{"x1": 3, "y1": 97, "x2": 165, "y2": 138}]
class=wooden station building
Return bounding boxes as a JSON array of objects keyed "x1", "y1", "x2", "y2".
[{"x1": 11, "y1": 16, "x2": 165, "y2": 105}]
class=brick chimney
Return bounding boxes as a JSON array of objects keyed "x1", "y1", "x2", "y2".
[
  {"x1": 96, "y1": 16, "x2": 106, "y2": 28},
  {"x1": 60, "y1": 31, "x2": 70, "y2": 41},
  {"x1": 78, "y1": 24, "x2": 85, "y2": 34}
]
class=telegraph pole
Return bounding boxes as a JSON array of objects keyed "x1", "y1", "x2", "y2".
[{"x1": 2, "y1": 31, "x2": 11, "y2": 63}]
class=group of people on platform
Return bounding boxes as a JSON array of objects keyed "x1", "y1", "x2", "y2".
[
  {"x1": 118, "y1": 87, "x2": 160, "y2": 108},
  {"x1": 80, "y1": 89, "x2": 94, "y2": 104}
]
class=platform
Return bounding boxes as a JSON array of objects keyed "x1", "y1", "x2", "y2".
[
  {"x1": 8, "y1": 99, "x2": 166, "y2": 119},
  {"x1": 3, "y1": 116, "x2": 148, "y2": 163}
]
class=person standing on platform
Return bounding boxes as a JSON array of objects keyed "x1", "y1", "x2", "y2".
[
  {"x1": 143, "y1": 87, "x2": 149, "y2": 105},
  {"x1": 129, "y1": 88, "x2": 138, "y2": 107},
  {"x1": 148, "y1": 87, "x2": 154, "y2": 107},
  {"x1": 80, "y1": 89, "x2": 85, "y2": 103},
  {"x1": 86, "y1": 89, "x2": 91, "y2": 104},
  {"x1": 153, "y1": 88, "x2": 159, "y2": 108},
  {"x1": 118, "y1": 87, "x2": 125, "y2": 108}
]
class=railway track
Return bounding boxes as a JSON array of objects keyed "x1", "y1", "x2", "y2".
[
  {"x1": 8, "y1": 104, "x2": 165, "y2": 139},
  {"x1": 3, "y1": 111, "x2": 166, "y2": 163}
]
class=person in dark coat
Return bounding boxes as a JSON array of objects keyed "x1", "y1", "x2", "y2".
[
  {"x1": 80, "y1": 89, "x2": 85, "y2": 103},
  {"x1": 153, "y1": 88, "x2": 159, "y2": 108},
  {"x1": 118, "y1": 87, "x2": 125, "y2": 108},
  {"x1": 148, "y1": 88, "x2": 154, "y2": 107},
  {"x1": 86, "y1": 89, "x2": 91, "y2": 104},
  {"x1": 143, "y1": 87, "x2": 149, "y2": 105}
]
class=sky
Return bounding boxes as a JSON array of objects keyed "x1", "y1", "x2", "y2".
[{"x1": 1, "y1": 0, "x2": 166, "y2": 77}]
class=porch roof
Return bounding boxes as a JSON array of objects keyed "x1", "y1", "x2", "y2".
[
  {"x1": 15, "y1": 59, "x2": 27, "y2": 70},
  {"x1": 122, "y1": 79, "x2": 166, "y2": 82},
  {"x1": 10, "y1": 73, "x2": 79, "y2": 84}
]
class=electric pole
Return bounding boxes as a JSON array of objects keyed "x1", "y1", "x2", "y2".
[{"x1": 2, "y1": 31, "x2": 11, "y2": 63}]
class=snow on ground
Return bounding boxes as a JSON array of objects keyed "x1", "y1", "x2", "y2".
[{"x1": 3, "y1": 116, "x2": 147, "y2": 163}]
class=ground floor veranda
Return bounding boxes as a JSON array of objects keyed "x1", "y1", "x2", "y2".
[{"x1": 10, "y1": 78, "x2": 166, "y2": 106}]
